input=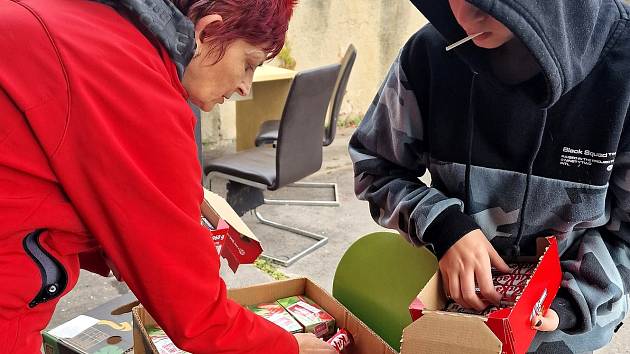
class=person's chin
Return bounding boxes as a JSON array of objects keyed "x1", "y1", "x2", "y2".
[
  {"x1": 199, "y1": 102, "x2": 217, "y2": 112},
  {"x1": 191, "y1": 98, "x2": 216, "y2": 112},
  {"x1": 474, "y1": 39, "x2": 502, "y2": 49}
]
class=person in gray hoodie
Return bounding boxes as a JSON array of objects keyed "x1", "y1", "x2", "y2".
[{"x1": 349, "y1": 0, "x2": 630, "y2": 352}]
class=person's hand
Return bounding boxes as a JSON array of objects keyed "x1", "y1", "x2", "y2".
[
  {"x1": 532, "y1": 309, "x2": 559, "y2": 331},
  {"x1": 294, "y1": 333, "x2": 337, "y2": 354},
  {"x1": 439, "y1": 229, "x2": 512, "y2": 311}
]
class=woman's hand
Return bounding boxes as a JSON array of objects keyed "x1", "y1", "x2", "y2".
[
  {"x1": 295, "y1": 333, "x2": 337, "y2": 354},
  {"x1": 439, "y1": 229, "x2": 512, "y2": 311},
  {"x1": 532, "y1": 309, "x2": 559, "y2": 331}
]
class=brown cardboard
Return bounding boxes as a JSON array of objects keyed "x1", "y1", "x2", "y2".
[
  {"x1": 402, "y1": 312, "x2": 502, "y2": 354},
  {"x1": 133, "y1": 278, "x2": 397, "y2": 354},
  {"x1": 406, "y1": 237, "x2": 562, "y2": 354},
  {"x1": 43, "y1": 293, "x2": 138, "y2": 354}
]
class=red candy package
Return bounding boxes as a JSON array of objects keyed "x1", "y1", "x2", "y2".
[{"x1": 326, "y1": 329, "x2": 353, "y2": 353}]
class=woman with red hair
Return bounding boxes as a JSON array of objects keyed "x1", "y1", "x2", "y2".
[{"x1": 0, "y1": 0, "x2": 335, "y2": 353}]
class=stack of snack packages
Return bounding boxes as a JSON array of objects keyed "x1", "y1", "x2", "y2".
[
  {"x1": 246, "y1": 302, "x2": 303, "y2": 334},
  {"x1": 250, "y1": 296, "x2": 335, "y2": 338},
  {"x1": 444, "y1": 263, "x2": 535, "y2": 316}
]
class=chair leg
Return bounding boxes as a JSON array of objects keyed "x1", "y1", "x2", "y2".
[
  {"x1": 254, "y1": 209, "x2": 328, "y2": 267},
  {"x1": 264, "y1": 181, "x2": 340, "y2": 207}
]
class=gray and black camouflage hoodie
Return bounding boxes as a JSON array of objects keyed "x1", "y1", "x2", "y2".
[{"x1": 349, "y1": 0, "x2": 630, "y2": 352}]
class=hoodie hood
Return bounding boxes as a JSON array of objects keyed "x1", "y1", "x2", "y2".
[
  {"x1": 410, "y1": 0, "x2": 627, "y2": 107},
  {"x1": 96, "y1": 0, "x2": 196, "y2": 79}
]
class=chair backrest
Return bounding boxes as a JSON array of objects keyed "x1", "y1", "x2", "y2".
[
  {"x1": 332, "y1": 232, "x2": 438, "y2": 352},
  {"x1": 273, "y1": 63, "x2": 341, "y2": 189},
  {"x1": 324, "y1": 44, "x2": 357, "y2": 146}
]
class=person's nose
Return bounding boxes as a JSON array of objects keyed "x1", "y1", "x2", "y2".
[
  {"x1": 236, "y1": 73, "x2": 254, "y2": 96},
  {"x1": 452, "y1": 0, "x2": 486, "y2": 26}
]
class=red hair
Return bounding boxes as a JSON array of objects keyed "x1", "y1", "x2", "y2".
[{"x1": 171, "y1": 0, "x2": 298, "y2": 62}]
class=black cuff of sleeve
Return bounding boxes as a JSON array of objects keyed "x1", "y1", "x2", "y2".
[
  {"x1": 423, "y1": 205, "x2": 479, "y2": 260},
  {"x1": 550, "y1": 288, "x2": 579, "y2": 331}
]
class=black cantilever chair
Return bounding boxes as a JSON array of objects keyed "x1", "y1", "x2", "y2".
[
  {"x1": 253, "y1": 44, "x2": 357, "y2": 207},
  {"x1": 204, "y1": 63, "x2": 341, "y2": 266},
  {"x1": 255, "y1": 44, "x2": 357, "y2": 147}
]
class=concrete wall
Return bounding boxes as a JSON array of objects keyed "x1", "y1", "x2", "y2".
[
  {"x1": 202, "y1": 0, "x2": 428, "y2": 147},
  {"x1": 284, "y1": 0, "x2": 427, "y2": 120}
]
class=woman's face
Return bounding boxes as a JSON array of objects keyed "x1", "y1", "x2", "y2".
[
  {"x1": 448, "y1": 0, "x2": 514, "y2": 49},
  {"x1": 183, "y1": 15, "x2": 267, "y2": 112}
]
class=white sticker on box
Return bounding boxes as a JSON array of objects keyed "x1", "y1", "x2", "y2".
[
  {"x1": 297, "y1": 301, "x2": 321, "y2": 314},
  {"x1": 48, "y1": 315, "x2": 99, "y2": 338}
]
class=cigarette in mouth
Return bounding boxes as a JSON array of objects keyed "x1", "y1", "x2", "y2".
[{"x1": 445, "y1": 32, "x2": 485, "y2": 51}]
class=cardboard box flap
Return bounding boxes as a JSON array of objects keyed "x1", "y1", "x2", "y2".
[
  {"x1": 401, "y1": 312, "x2": 502, "y2": 354},
  {"x1": 202, "y1": 189, "x2": 263, "y2": 272},
  {"x1": 416, "y1": 271, "x2": 447, "y2": 311},
  {"x1": 202, "y1": 189, "x2": 258, "y2": 242},
  {"x1": 228, "y1": 278, "x2": 306, "y2": 306},
  {"x1": 132, "y1": 306, "x2": 160, "y2": 354}
]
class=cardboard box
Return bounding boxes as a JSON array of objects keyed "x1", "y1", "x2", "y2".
[
  {"x1": 132, "y1": 278, "x2": 397, "y2": 354},
  {"x1": 406, "y1": 237, "x2": 562, "y2": 354},
  {"x1": 43, "y1": 293, "x2": 138, "y2": 354},
  {"x1": 201, "y1": 188, "x2": 262, "y2": 272}
]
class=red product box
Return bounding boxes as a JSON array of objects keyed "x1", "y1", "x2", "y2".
[
  {"x1": 407, "y1": 237, "x2": 562, "y2": 354},
  {"x1": 201, "y1": 216, "x2": 230, "y2": 257},
  {"x1": 201, "y1": 189, "x2": 263, "y2": 272}
]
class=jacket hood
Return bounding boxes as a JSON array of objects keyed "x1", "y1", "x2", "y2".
[
  {"x1": 96, "y1": 0, "x2": 195, "y2": 79},
  {"x1": 410, "y1": 0, "x2": 626, "y2": 107}
]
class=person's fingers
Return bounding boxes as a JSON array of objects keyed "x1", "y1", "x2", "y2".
[
  {"x1": 487, "y1": 246, "x2": 511, "y2": 273},
  {"x1": 532, "y1": 309, "x2": 559, "y2": 332},
  {"x1": 476, "y1": 258, "x2": 501, "y2": 305},
  {"x1": 461, "y1": 268, "x2": 487, "y2": 311},
  {"x1": 441, "y1": 269, "x2": 451, "y2": 298},
  {"x1": 449, "y1": 271, "x2": 465, "y2": 307}
]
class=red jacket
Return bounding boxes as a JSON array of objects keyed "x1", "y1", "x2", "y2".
[{"x1": 0, "y1": 0, "x2": 298, "y2": 352}]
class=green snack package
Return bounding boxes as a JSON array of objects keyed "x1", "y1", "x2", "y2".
[
  {"x1": 247, "y1": 302, "x2": 303, "y2": 334},
  {"x1": 276, "y1": 296, "x2": 335, "y2": 338}
]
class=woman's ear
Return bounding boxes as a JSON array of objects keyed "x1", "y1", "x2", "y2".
[{"x1": 195, "y1": 14, "x2": 223, "y2": 43}]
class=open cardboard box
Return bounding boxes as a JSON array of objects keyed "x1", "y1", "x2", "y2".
[
  {"x1": 132, "y1": 278, "x2": 397, "y2": 354},
  {"x1": 43, "y1": 293, "x2": 139, "y2": 354},
  {"x1": 406, "y1": 237, "x2": 561, "y2": 354},
  {"x1": 201, "y1": 188, "x2": 262, "y2": 272}
]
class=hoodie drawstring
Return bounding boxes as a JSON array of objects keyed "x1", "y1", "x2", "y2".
[
  {"x1": 464, "y1": 73, "x2": 548, "y2": 258},
  {"x1": 511, "y1": 109, "x2": 548, "y2": 257},
  {"x1": 464, "y1": 74, "x2": 477, "y2": 215}
]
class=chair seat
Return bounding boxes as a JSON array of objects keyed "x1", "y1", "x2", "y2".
[
  {"x1": 254, "y1": 120, "x2": 280, "y2": 146},
  {"x1": 204, "y1": 148, "x2": 277, "y2": 188}
]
